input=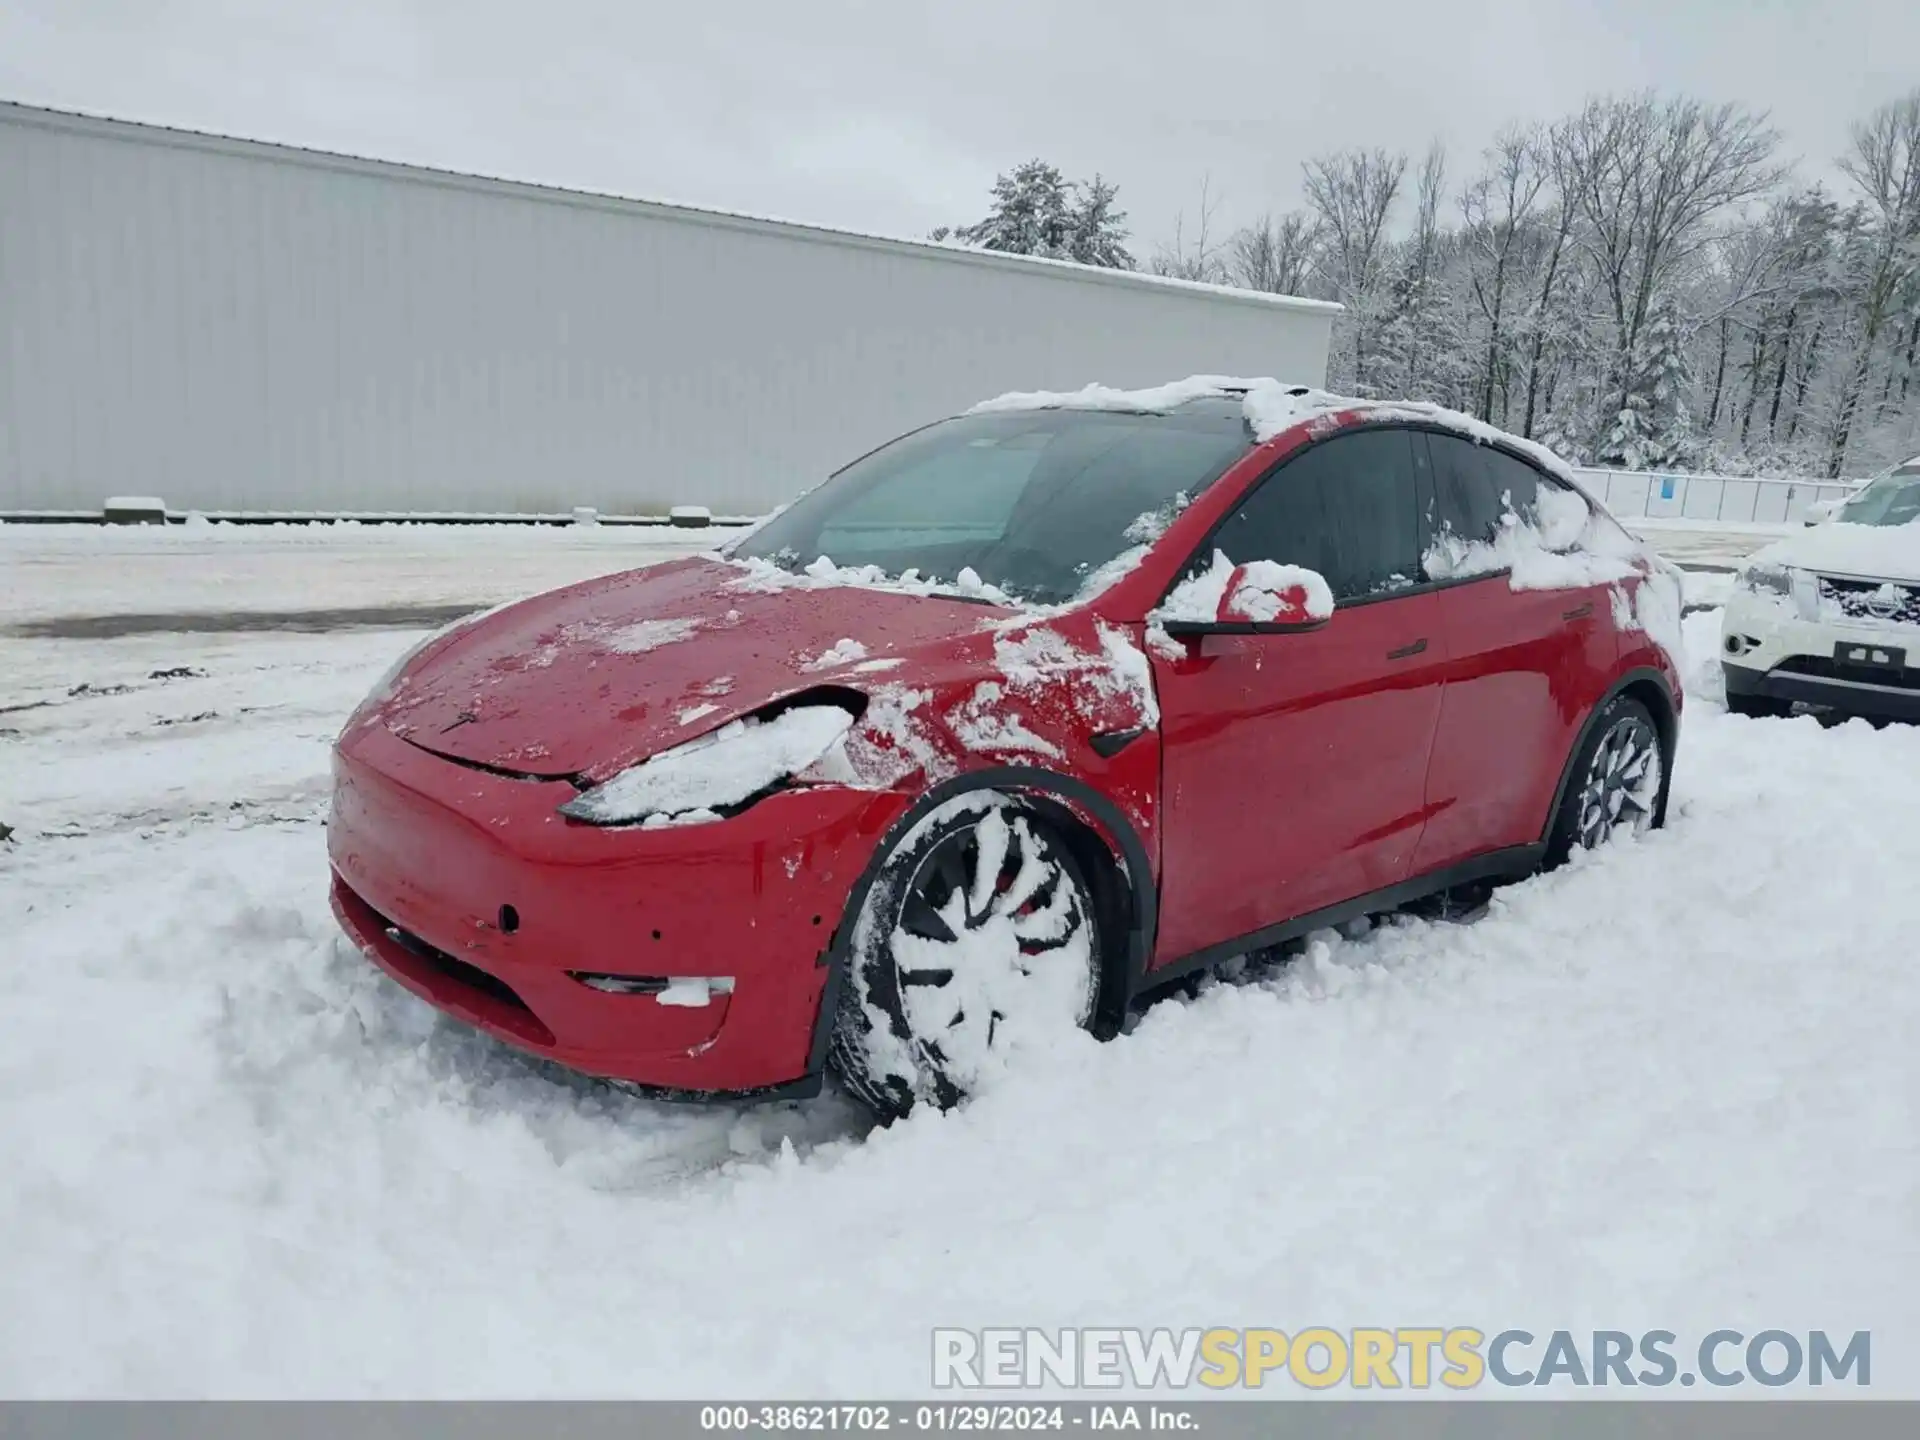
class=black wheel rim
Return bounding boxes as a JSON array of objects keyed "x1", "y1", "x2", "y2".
[{"x1": 1576, "y1": 714, "x2": 1661, "y2": 851}]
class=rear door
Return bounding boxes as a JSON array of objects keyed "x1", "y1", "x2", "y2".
[
  {"x1": 1151, "y1": 426, "x2": 1451, "y2": 963},
  {"x1": 1410, "y1": 432, "x2": 1619, "y2": 872}
]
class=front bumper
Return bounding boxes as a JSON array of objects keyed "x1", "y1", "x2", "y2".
[
  {"x1": 327, "y1": 721, "x2": 910, "y2": 1095},
  {"x1": 1720, "y1": 588, "x2": 1920, "y2": 721}
]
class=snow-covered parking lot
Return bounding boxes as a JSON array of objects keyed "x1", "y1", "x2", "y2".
[{"x1": 2, "y1": 522, "x2": 1915, "y2": 1396}]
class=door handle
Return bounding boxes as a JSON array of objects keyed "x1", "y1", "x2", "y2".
[
  {"x1": 1386, "y1": 638, "x2": 1428, "y2": 660},
  {"x1": 1562, "y1": 602, "x2": 1594, "y2": 621}
]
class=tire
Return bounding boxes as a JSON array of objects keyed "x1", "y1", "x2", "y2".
[
  {"x1": 1726, "y1": 691, "x2": 1793, "y2": 719},
  {"x1": 828, "y1": 795, "x2": 1110, "y2": 1121},
  {"x1": 1545, "y1": 694, "x2": 1668, "y2": 867}
]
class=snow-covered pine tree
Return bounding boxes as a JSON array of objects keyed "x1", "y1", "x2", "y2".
[
  {"x1": 1603, "y1": 309, "x2": 1697, "y2": 470},
  {"x1": 1066, "y1": 176, "x2": 1134, "y2": 269},
  {"x1": 953, "y1": 162, "x2": 1134, "y2": 269},
  {"x1": 958, "y1": 160, "x2": 1075, "y2": 259}
]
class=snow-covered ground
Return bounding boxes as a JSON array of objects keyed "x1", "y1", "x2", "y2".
[
  {"x1": 1, "y1": 520, "x2": 719, "y2": 626},
  {"x1": 3, "y1": 524, "x2": 1914, "y2": 1397},
  {"x1": 1625, "y1": 515, "x2": 1794, "y2": 571}
]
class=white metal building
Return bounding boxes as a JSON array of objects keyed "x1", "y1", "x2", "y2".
[{"x1": 0, "y1": 102, "x2": 1338, "y2": 520}]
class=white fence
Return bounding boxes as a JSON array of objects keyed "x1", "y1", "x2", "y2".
[{"x1": 1573, "y1": 467, "x2": 1865, "y2": 526}]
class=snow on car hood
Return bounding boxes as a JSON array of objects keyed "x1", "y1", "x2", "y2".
[
  {"x1": 1751, "y1": 520, "x2": 1920, "y2": 584},
  {"x1": 369, "y1": 556, "x2": 1008, "y2": 781}
]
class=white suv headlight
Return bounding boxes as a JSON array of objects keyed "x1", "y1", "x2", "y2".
[
  {"x1": 1734, "y1": 562, "x2": 1818, "y2": 620},
  {"x1": 1735, "y1": 562, "x2": 1794, "y2": 597}
]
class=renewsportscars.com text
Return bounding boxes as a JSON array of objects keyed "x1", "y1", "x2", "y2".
[{"x1": 932, "y1": 1327, "x2": 1871, "y2": 1391}]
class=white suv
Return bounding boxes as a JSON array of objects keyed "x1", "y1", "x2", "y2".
[{"x1": 1721, "y1": 457, "x2": 1920, "y2": 721}]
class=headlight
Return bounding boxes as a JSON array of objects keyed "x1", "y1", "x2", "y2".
[
  {"x1": 1735, "y1": 562, "x2": 1795, "y2": 597},
  {"x1": 558, "y1": 704, "x2": 857, "y2": 826}
]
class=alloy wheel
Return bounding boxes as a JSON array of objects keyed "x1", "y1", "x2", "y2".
[{"x1": 1575, "y1": 713, "x2": 1663, "y2": 850}]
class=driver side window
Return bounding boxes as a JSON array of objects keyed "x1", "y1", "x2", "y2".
[{"x1": 1202, "y1": 427, "x2": 1423, "y2": 604}]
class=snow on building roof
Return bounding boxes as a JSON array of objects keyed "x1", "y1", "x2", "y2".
[{"x1": 0, "y1": 100, "x2": 1342, "y2": 319}]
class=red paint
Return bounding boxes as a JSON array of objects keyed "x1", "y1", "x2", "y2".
[
  {"x1": 327, "y1": 407, "x2": 1677, "y2": 1096},
  {"x1": 1153, "y1": 594, "x2": 1450, "y2": 958},
  {"x1": 1411, "y1": 575, "x2": 1619, "y2": 870}
]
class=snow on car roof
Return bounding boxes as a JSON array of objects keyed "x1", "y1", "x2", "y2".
[{"x1": 968, "y1": 376, "x2": 1589, "y2": 491}]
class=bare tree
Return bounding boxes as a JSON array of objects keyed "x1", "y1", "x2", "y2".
[
  {"x1": 1460, "y1": 126, "x2": 1552, "y2": 422},
  {"x1": 1149, "y1": 174, "x2": 1229, "y2": 283},
  {"x1": 1502, "y1": 116, "x2": 1595, "y2": 441},
  {"x1": 1557, "y1": 94, "x2": 1784, "y2": 459},
  {"x1": 1302, "y1": 147, "x2": 1408, "y2": 391},
  {"x1": 1826, "y1": 92, "x2": 1920, "y2": 475},
  {"x1": 1128, "y1": 87, "x2": 1920, "y2": 472},
  {"x1": 1227, "y1": 211, "x2": 1320, "y2": 296}
]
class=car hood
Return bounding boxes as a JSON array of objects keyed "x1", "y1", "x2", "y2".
[
  {"x1": 1755, "y1": 520, "x2": 1920, "y2": 584},
  {"x1": 374, "y1": 556, "x2": 1006, "y2": 780}
]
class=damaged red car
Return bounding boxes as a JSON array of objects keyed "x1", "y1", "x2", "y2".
[{"x1": 328, "y1": 379, "x2": 1682, "y2": 1118}]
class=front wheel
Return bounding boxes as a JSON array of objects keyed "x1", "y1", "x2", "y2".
[
  {"x1": 1545, "y1": 694, "x2": 1668, "y2": 867},
  {"x1": 828, "y1": 796, "x2": 1109, "y2": 1120}
]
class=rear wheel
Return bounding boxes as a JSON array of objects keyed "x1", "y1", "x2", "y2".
[
  {"x1": 1546, "y1": 695, "x2": 1667, "y2": 866},
  {"x1": 829, "y1": 796, "x2": 1108, "y2": 1120}
]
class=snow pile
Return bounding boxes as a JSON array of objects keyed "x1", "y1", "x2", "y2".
[
  {"x1": 559, "y1": 705, "x2": 855, "y2": 825},
  {"x1": 949, "y1": 682, "x2": 1063, "y2": 759},
  {"x1": 1095, "y1": 624, "x2": 1159, "y2": 726},
  {"x1": 967, "y1": 375, "x2": 1604, "y2": 503},
  {"x1": 1424, "y1": 504, "x2": 1643, "y2": 593},
  {"x1": 992, "y1": 622, "x2": 1160, "y2": 729},
  {"x1": 600, "y1": 617, "x2": 703, "y2": 654},
  {"x1": 1155, "y1": 550, "x2": 1334, "y2": 625},
  {"x1": 968, "y1": 375, "x2": 1257, "y2": 418},
  {"x1": 1615, "y1": 563, "x2": 1689, "y2": 674},
  {"x1": 726, "y1": 555, "x2": 1017, "y2": 607},
  {"x1": 802, "y1": 638, "x2": 871, "y2": 672}
]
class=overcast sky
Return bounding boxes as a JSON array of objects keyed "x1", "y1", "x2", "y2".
[{"x1": 4, "y1": 1, "x2": 1915, "y2": 253}]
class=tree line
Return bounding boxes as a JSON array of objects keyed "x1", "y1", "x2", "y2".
[{"x1": 938, "y1": 90, "x2": 1920, "y2": 479}]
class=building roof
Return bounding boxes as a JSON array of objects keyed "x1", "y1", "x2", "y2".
[{"x1": 0, "y1": 99, "x2": 1342, "y2": 320}]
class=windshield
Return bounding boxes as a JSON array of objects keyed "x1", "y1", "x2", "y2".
[
  {"x1": 1836, "y1": 470, "x2": 1920, "y2": 528},
  {"x1": 729, "y1": 407, "x2": 1252, "y2": 604}
]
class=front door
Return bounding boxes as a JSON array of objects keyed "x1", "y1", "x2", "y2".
[{"x1": 1151, "y1": 427, "x2": 1450, "y2": 965}]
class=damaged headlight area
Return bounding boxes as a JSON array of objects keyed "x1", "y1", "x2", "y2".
[{"x1": 558, "y1": 696, "x2": 862, "y2": 827}]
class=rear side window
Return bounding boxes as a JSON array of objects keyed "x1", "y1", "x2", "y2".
[
  {"x1": 1482, "y1": 448, "x2": 1541, "y2": 527},
  {"x1": 1426, "y1": 432, "x2": 1571, "y2": 547},
  {"x1": 1427, "y1": 433, "x2": 1505, "y2": 545},
  {"x1": 1203, "y1": 427, "x2": 1422, "y2": 602}
]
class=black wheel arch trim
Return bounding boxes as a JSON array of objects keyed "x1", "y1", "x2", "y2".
[
  {"x1": 1539, "y1": 665, "x2": 1680, "y2": 841},
  {"x1": 801, "y1": 767, "x2": 1159, "y2": 1083}
]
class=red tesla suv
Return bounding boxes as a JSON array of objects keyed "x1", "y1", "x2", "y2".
[{"x1": 328, "y1": 379, "x2": 1683, "y2": 1118}]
